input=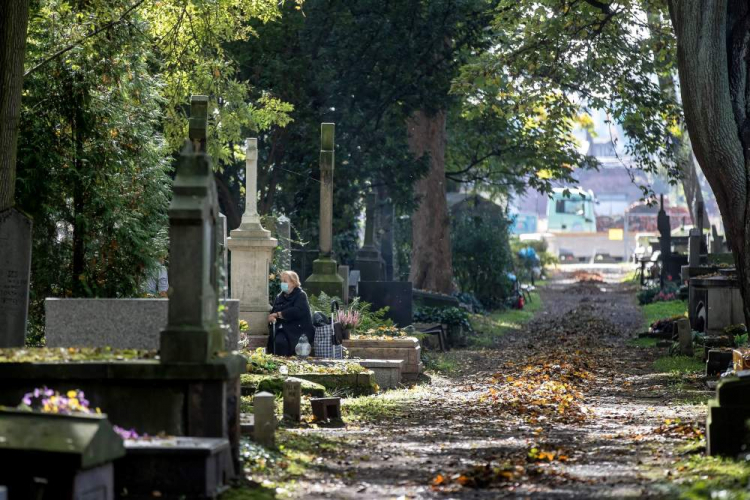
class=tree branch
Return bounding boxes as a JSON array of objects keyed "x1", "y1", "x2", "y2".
[{"x1": 24, "y1": 0, "x2": 147, "y2": 77}]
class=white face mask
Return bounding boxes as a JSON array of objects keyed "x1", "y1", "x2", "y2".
[{"x1": 280, "y1": 282, "x2": 290, "y2": 293}]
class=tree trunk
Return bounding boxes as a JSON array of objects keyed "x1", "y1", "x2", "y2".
[
  {"x1": 0, "y1": 0, "x2": 31, "y2": 212},
  {"x1": 647, "y1": 10, "x2": 706, "y2": 227},
  {"x1": 668, "y1": 1, "x2": 750, "y2": 322},
  {"x1": 407, "y1": 109, "x2": 453, "y2": 293}
]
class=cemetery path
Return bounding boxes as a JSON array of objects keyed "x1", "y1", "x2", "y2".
[{"x1": 281, "y1": 268, "x2": 707, "y2": 499}]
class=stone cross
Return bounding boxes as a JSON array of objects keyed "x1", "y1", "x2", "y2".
[
  {"x1": 283, "y1": 379, "x2": 301, "y2": 423},
  {"x1": 240, "y1": 139, "x2": 266, "y2": 233},
  {"x1": 0, "y1": 208, "x2": 32, "y2": 347},
  {"x1": 226, "y1": 139, "x2": 277, "y2": 334},
  {"x1": 253, "y1": 391, "x2": 276, "y2": 448},
  {"x1": 160, "y1": 95, "x2": 223, "y2": 363},
  {"x1": 319, "y1": 123, "x2": 335, "y2": 257},
  {"x1": 303, "y1": 124, "x2": 344, "y2": 298}
]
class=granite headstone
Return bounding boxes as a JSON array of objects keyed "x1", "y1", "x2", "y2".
[{"x1": 0, "y1": 208, "x2": 32, "y2": 347}]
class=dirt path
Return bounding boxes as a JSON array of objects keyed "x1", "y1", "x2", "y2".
[{"x1": 281, "y1": 269, "x2": 708, "y2": 499}]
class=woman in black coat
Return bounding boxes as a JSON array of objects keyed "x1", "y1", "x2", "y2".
[{"x1": 267, "y1": 270, "x2": 315, "y2": 356}]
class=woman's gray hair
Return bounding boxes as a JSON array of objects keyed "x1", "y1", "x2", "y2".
[{"x1": 280, "y1": 270, "x2": 301, "y2": 287}]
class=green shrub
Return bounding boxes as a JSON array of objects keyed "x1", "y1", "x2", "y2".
[
  {"x1": 451, "y1": 209, "x2": 514, "y2": 309},
  {"x1": 414, "y1": 306, "x2": 472, "y2": 331}
]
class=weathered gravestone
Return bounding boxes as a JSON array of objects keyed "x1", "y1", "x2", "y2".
[
  {"x1": 160, "y1": 95, "x2": 225, "y2": 363},
  {"x1": 0, "y1": 410, "x2": 124, "y2": 499},
  {"x1": 283, "y1": 379, "x2": 302, "y2": 423},
  {"x1": 354, "y1": 192, "x2": 385, "y2": 282},
  {"x1": 44, "y1": 298, "x2": 240, "y2": 351},
  {"x1": 0, "y1": 208, "x2": 32, "y2": 347},
  {"x1": 227, "y1": 138, "x2": 278, "y2": 334},
  {"x1": 376, "y1": 187, "x2": 396, "y2": 281},
  {"x1": 304, "y1": 124, "x2": 345, "y2": 298},
  {"x1": 253, "y1": 391, "x2": 276, "y2": 448},
  {"x1": 0, "y1": 96, "x2": 246, "y2": 484}
]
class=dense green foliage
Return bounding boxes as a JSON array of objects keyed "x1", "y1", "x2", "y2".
[
  {"x1": 450, "y1": 201, "x2": 514, "y2": 308},
  {"x1": 15, "y1": 0, "x2": 293, "y2": 342}
]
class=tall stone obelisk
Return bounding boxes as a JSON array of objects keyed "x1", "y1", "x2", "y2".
[
  {"x1": 304, "y1": 123, "x2": 344, "y2": 299},
  {"x1": 227, "y1": 138, "x2": 278, "y2": 334}
]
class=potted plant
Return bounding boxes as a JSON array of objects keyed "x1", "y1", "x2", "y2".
[{"x1": 336, "y1": 309, "x2": 361, "y2": 339}]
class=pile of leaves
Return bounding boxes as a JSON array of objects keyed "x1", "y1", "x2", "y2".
[
  {"x1": 479, "y1": 307, "x2": 616, "y2": 423},
  {"x1": 431, "y1": 463, "x2": 525, "y2": 490},
  {"x1": 653, "y1": 419, "x2": 704, "y2": 440},
  {"x1": 572, "y1": 271, "x2": 604, "y2": 283},
  {"x1": 0, "y1": 347, "x2": 157, "y2": 363},
  {"x1": 482, "y1": 355, "x2": 592, "y2": 423}
]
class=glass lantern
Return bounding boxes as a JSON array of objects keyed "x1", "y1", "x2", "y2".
[{"x1": 295, "y1": 335, "x2": 312, "y2": 358}]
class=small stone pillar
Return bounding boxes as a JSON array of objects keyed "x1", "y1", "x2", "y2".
[
  {"x1": 677, "y1": 318, "x2": 693, "y2": 356},
  {"x1": 227, "y1": 139, "x2": 278, "y2": 334},
  {"x1": 253, "y1": 391, "x2": 276, "y2": 448},
  {"x1": 159, "y1": 96, "x2": 224, "y2": 363},
  {"x1": 354, "y1": 192, "x2": 385, "y2": 282},
  {"x1": 338, "y1": 265, "x2": 350, "y2": 304},
  {"x1": 304, "y1": 124, "x2": 344, "y2": 298},
  {"x1": 283, "y1": 379, "x2": 302, "y2": 423}
]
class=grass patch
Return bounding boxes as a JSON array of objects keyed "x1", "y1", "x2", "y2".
[
  {"x1": 641, "y1": 300, "x2": 687, "y2": 331},
  {"x1": 653, "y1": 355, "x2": 704, "y2": 376},
  {"x1": 422, "y1": 351, "x2": 460, "y2": 373},
  {"x1": 628, "y1": 337, "x2": 660, "y2": 348},
  {"x1": 667, "y1": 455, "x2": 750, "y2": 499},
  {"x1": 469, "y1": 292, "x2": 543, "y2": 348},
  {"x1": 342, "y1": 386, "x2": 426, "y2": 423}
]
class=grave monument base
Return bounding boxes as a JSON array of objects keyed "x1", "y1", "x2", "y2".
[
  {"x1": 304, "y1": 257, "x2": 345, "y2": 299},
  {"x1": 0, "y1": 354, "x2": 245, "y2": 476}
]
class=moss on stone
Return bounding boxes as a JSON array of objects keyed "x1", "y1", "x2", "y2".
[{"x1": 240, "y1": 374, "x2": 326, "y2": 397}]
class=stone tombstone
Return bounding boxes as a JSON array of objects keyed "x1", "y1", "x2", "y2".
[
  {"x1": 657, "y1": 194, "x2": 671, "y2": 288},
  {"x1": 304, "y1": 124, "x2": 344, "y2": 298},
  {"x1": 376, "y1": 187, "x2": 396, "y2": 281},
  {"x1": 358, "y1": 281, "x2": 413, "y2": 327},
  {"x1": 253, "y1": 391, "x2": 276, "y2": 448},
  {"x1": 354, "y1": 192, "x2": 385, "y2": 282},
  {"x1": 338, "y1": 265, "x2": 350, "y2": 304},
  {"x1": 0, "y1": 208, "x2": 32, "y2": 347},
  {"x1": 227, "y1": 138, "x2": 278, "y2": 334},
  {"x1": 711, "y1": 225, "x2": 725, "y2": 254},
  {"x1": 218, "y1": 213, "x2": 228, "y2": 298},
  {"x1": 688, "y1": 228, "x2": 701, "y2": 267},
  {"x1": 276, "y1": 215, "x2": 292, "y2": 271},
  {"x1": 160, "y1": 95, "x2": 224, "y2": 363},
  {"x1": 282, "y1": 379, "x2": 301, "y2": 423}
]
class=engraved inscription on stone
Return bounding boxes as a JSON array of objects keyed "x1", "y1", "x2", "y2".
[{"x1": 0, "y1": 208, "x2": 33, "y2": 347}]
